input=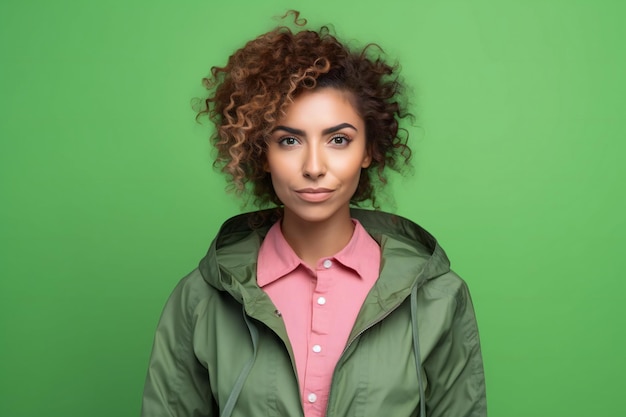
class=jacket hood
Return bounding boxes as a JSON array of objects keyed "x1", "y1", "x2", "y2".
[{"x1": 199, "y1": 209, "x2": 451, "y2": 307}]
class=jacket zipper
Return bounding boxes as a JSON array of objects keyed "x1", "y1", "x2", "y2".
[{"x1": 324, "y1": 297, "x2": 408, "y2": 417}]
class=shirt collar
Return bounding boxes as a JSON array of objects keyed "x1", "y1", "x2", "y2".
[{"x1": 257, "y1": 219, "x2": 380, "y2": 287}]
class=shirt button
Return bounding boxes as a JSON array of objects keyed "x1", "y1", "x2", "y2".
[
  {"x1": 312, "y1": 344, "x2": 322, "y2": 353},
  {"x1": 308, "y1": 393, "x2": 317, "y2": 403},
  {"x1": 323, "y1": 259, "x2": 332, "y2": 269},
  {"x1": 317, "y1": 296, "x2": 326, "y2": 305}
]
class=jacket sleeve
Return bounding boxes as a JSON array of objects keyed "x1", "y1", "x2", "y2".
[
  {"x1": 141, "y1": 276, "x2": 216, "y2": 417},
  {"x1": 424, "y1": 278, "x2": 487, "y2": 417}
]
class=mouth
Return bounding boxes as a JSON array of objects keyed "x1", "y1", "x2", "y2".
[
  {"x1": 296, "y1": 188, "x2": 333, "y2": 193},
  {"x1": 295, "y1": 188, "x2": 334, "y2": 202}
]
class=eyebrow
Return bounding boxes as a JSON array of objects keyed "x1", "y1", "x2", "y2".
[{"x1": 271, "y1": 123, "x2": 358, "y2": 136}]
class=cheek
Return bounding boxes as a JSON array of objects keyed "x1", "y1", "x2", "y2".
[
  {"x1": 266, "y1": 160, "x2": 296, "y2": 193},
  {"x1": 338, "y1": 155, "x2": 368, "y2": 181},
  {"x1": 265, "y1": 152, "x2": 285, "y2": 176},
  {"x1": 267, "y1": 159, "x2": 291, "y2": 180}
]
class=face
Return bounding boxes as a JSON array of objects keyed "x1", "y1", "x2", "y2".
[{"x1": 266, "y1": 88, "x2": 371, "y2": 226}]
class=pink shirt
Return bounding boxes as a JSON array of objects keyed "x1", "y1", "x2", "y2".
[{"x1": 257, "y1": 220, "x2": 381, "y2": 417}]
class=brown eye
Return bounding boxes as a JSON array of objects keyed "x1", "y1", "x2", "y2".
[
  {"x1": 279, "y1": 136, "x2": 299, "y2": 146},
  {"x1": 330, "y1": 135, "x2": 351, "y2": 146}
]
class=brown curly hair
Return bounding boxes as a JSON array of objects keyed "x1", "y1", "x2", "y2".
[{"x1": 197, "y1": 11, "x2": 412, "y2": 208}]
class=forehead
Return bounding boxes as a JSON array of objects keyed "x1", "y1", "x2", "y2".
[{"x1": 278, "y1": 88, "x2": 363, "y2": 127}]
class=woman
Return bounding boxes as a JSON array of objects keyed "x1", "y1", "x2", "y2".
[{"x1": 141, "y1": 12, "x2": 487, "y2": 417}]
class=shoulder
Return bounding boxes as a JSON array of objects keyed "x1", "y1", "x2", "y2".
[
  {"x1": 424, "y1": 270, "x2": 470, "y2": 301},
  {"x1": 163, "y1": 268, "x2": 218, "y2": 320},
  {"x1": 420, "y1": 271, "x2": 480, "y2": 344},
  {"x1": 351, "y1": 209, "x2": 436, "y2": 243}
]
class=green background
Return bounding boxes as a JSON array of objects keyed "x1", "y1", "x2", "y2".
[{"x1": 1, "y1": 0, "x2": 624, "y2": 416}]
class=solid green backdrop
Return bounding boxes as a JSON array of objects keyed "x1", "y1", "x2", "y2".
[{"x1": 1, "y1": 1, "x2": 624, "y2": 416}]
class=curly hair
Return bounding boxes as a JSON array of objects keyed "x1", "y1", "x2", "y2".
[{"x1": 197, "y1": 11, "x2": 412, "y2": 208}]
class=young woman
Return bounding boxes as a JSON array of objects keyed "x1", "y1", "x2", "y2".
[{"x1": 141, "y1": 13, "x2": 487, "y2": 417}]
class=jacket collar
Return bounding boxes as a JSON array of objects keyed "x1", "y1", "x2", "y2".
[{"x1": 199, "y1": 208, "x2": 451, "y2": 304}]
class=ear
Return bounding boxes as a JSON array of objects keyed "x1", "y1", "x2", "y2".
[{"x1": 361, "y1": 150, "x2": 372, "y2": 169}]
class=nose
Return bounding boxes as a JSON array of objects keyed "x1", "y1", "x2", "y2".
[{"x1": 302, "y1": 143, "x2": 326, "y2": 179}]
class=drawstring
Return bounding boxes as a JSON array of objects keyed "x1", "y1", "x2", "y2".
[
  {"x1": 220, "y1": 308, "x2": 259, "y2": 417},
  {"x1": 411, "y1": 284, "x2": 427, "y2": 417}
]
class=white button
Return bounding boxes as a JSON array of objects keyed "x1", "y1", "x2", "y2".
[
  {"x1": 323, "y1": 259, "x2": 332, "y2": 268},
  {"x1": 317, "y1": 296, "x2": 326, "y2": 305},
  {"x1": 312, "y1": 344, "x2": 322, "y2": 353},
  {"x1": 308, "y1": 393, "x2": 317, "y2": 403}
]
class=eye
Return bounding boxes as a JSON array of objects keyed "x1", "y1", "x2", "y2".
[
  {"x1": 278, "y1": 136, "x2": 300, "y2": 146},
  {"x1": 329, "y1": 134, "x2": 351, "y2": 146}
]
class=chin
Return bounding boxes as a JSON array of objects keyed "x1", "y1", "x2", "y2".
[{"x1": 283, "y1": 204, "x2": 347, "y2": 225}]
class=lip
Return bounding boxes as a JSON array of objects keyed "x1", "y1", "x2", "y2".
[{"x1": 295, "y1": 188, "x2": 334, "y2": 202}]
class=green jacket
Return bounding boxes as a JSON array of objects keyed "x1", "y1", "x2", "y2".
[{"x1": 141, "y1": 209, "x2": 487, "y2": 417}]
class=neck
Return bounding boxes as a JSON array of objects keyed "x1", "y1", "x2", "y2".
[{"x1": 280, "y1": 208, "x2": 355, "y2": 268}]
